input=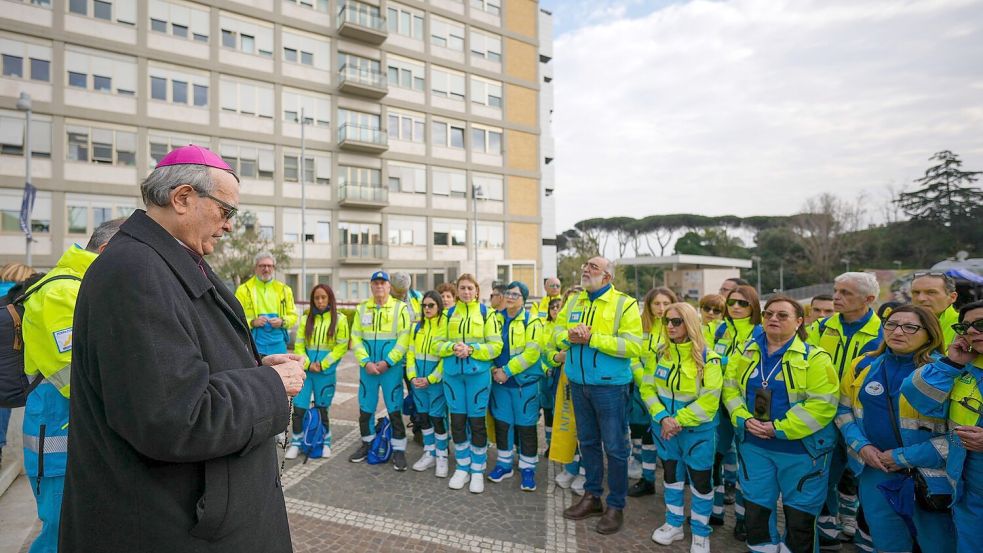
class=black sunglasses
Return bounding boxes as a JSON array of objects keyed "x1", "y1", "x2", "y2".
[
  {"x1": 422, "y1": 302, "x2": 439, "y2": 309},
  {"x1": 727, "y1": 299, "x2": 751, "y2": 308},
  {"x1": 952, "y1": 319, "x2": 983, "y2": 336},
  {"x1": 664, "y1": 317, "x2": 684, "y2": 327},
  {"x1": 701, "y1": 306, "x2": 722, "y2": 314}
]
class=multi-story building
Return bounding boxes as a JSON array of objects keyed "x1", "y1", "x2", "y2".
[{"x1": 0, "y1": 0, "x2": 550, "y2": 301}]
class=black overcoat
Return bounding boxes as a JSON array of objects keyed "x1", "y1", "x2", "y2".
[{"x1": 60, "y1": 210, "x2": 292, "y2": 552}]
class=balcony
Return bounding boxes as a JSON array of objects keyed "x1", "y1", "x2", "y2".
[
  {"x1": 338, "y1": 243, "x2": 388, "y2": 264},
  {"x1": 338, "y1": 64, "x2": 388, "y2": 99},
  {"x1": 337, "y1": 123, "x2": 388, "y2": 153},
  {"x1": 338, "y1": 184, "x2": 388, "y2": 208},
  {"x1": 337, "y1": 2, "x2": 387, "y2": 44}
]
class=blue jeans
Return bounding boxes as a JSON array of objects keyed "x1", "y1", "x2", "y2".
[
  {"x1": 569, "y1": 382, "x2": 629, "y2": 509},
  {"x1": 0, "y1": 407, "x2": 10, "y2": 448}
]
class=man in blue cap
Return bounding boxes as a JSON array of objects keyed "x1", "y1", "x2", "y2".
[{"x1": 349, "y1": 270, "x2": 412, "y2": 470}]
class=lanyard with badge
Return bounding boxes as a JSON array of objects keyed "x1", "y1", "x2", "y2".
[{"x1": 753, "y1": 355, "x2": 783, "y2": 421}]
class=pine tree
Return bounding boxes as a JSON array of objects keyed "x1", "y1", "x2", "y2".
[
  {"x1": 896, "y1": 150, "x2": 982, "y2": 226},
  {"x1": 211, "y1": 211, "x2": 293, "y2": 287}
]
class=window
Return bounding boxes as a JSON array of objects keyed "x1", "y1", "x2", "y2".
[
  {"x1": 471, "y1": 126, "x2": 501, "y2": 154},
  {"x1": 387, "y1": 56, "x2": 425, "y2": 92},
  {"x1": 433, "y1": 219, "x2": 466, "y2": 246},
  {"x1": 283, "y1": 153, "x2": 330, "y2": 184},
  {"x1": 341, "y1": 280, "x2": 370, "y2": 301},
  {"x1": 284, "y1": 0, "x2": 329, "y2": 13},
  {"x1": 430, "y1": 16, "x2": 464, "y2": 51},
  {"x1": 388, "y1": 162, "x2": 426, "y2": 194},
  {"x1": 387, "y1": 215, "x2": 426, "y2": 246},
  {"x1": 338, "y1": 109, "x2": 381, "y2": 135},
  {"x1": 284, "y1": 48, "x2": 297, "y2": 63},
  {"x1": 471, "y1": 0, "x2": 500, "y2": 16},
  {"x1": 473, "y1": 173, "x2": 504, "y2": 202},
  {"x1": 68, "y1": 0, "x2": 137, "y2": 24},
  {"x1": 281, "y1": 88, "x2": 330, "y2": 126},
  {"x1": 149, "y1": 0, "x2": 209, "y2": 42},
  {"x1": 470, "y1": 31, "x2": 502, "y2": 62},
  {"x1": 432, "y1": 167, "x2": 466, "y2": 197},
  {"x1": 283, "y1": 208, "x2": 330, "y2": 244},
  {"x1": 338, "y1": 165, "x2": 380, "y2": 188},
  {"x1": 220, "y1": 13, "x2": 273, "y2": 57},
  {"x1": 64, "y1": 194, "x2": 137, "y2": 235},
  {"x1": 338, "y1": 1, "x2": 383, "y2": 28},
  {"x1": 471, "y1": 76, "x2": 503, "y2": 108},
  {"x1": 65, "y1": 123, "x2": 136, "y2": 166},
  {"x1": 282, "y1": 29, "x2": 330, "y2": 70},
  {"x1": 387, "y1": 4, "x2": 423, "y2": 39},
  {"x1": 93, "y1": 0, "x2": 111, "y2": 20},
  {"x1": 0, "y1": 188, "x2": 50, "y2": 234},
  {"x1": 69, "y1": 0, "x2": 87, "y2": 15},
  {"x1": 338, "y1": 52, "x2": 381, "y2": 84},
  {"x1": 1, "y1": 39, "x2": 53, "y2": 82},
  {"x1": 431, "y1": 67, "x2": 465, "y2": 101},
  {"x1": 148, "y1": 130, "x2": 209, "y2": 166},
  {"x1": 221, "y1": 77, "x2": 274, "y2": 118},
  {"x1": 338, "y1": 222, "x2": 382, "y2": 246},
  {"x1": 0, "y1": 110, "x2": 52, "y2": 157},
  {"x1": 476, "y1": 222, "x2": 504, "y2": 248},
  {"x1": 432, "y1": 120, "x2": 466, "y2": 149},
  {"x1": 220, "y1": 142, "x2": 274, "y2": 179},
  {"x1": 150, "y1": 65, "x2": 208, "y2": 107},
  {"x1": 387, "y1": 110, "x2": 425, "y2": 143},
  {"x1": 65, "y1": 47, "x2": 137, "y2": 95}
]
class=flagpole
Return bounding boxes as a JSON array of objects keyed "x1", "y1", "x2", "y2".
[{"x1": 16, "y1": 92, "x2": 32, "y2": 267}]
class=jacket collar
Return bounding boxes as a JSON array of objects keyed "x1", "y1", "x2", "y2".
[
  {"x1": 826, "y1": 308, "x2": 880, "y2": 336},
  {"x1": 118, "y1": 210, "x2": 212, "y2": 299},
  {"x1": 53, "y1": 244, "x2": 98, "y2": 276},
  {"x1": 582, "y1": 285, "x2": 616, "y2": 304},
  {"x1": 747, "y1": 334, "x2": 807, "y2": 357}
]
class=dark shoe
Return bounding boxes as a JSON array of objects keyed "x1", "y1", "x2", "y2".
[
  {"x1": 819, "y1": 536, "x2": 843, "y2": 551},
  {"x1": 563, "y1": 493, "x2": 603, "y2": 520},
  {"x1": 627, "y1": 478, "x2": 656, "y2": 497},
  {"x1": 709, "y1": 515, "x2": 725, "y2": 526},
  {"x1": 724, "y1": 482, "x2": 737, "y2": 505},
  {"x1": 348, "y1": 442, "x2": 371, "y2": 463},
  {"x1": 392, "y1": 450, "x2": 408, "y2": 471},
  {"x1": 595, "y1": 508, "x2": 624, "y2": 535},
  {"x1": 734, "y1": 519, "x2": 747, "y2": 541}
]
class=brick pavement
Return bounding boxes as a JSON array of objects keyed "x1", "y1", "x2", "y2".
[{"x1": 283, "y1": 354, "x2": 861, "y2": 553}]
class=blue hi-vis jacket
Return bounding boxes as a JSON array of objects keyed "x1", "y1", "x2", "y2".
[
  {"x1": 493, "y1": 307, "x2": 546, "y2": 388},
  {"x1": 838, "y1": 352, "x2": 951, "y2": 497},
  {"x1": 547, "y1": 285, "x2": 643, "y2": 386},
  {"x1": 435, "y1": 300, "x2": 503, "y2": 377},
  {"x1": 902, "y1": 356, "x2": 983, "y2": 502},
  {"x1": 406, "y1": 315, "x2": 447, "y2": 384},
  {"x1": 351, "y1": 296, "x2": 410, "y2": 368}
]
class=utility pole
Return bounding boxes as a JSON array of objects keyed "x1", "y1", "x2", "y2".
[{"x1": 300, "y1": 107, "x2": 307, "y2": 298}]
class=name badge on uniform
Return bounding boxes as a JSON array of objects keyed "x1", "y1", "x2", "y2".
[
  {"x1": 361, "y1": 313, "x2": 374, "y2": 326},
  {"x1": 864, "y1": 381, "x2": 885, "y2": 396},
  {"x1": 53, "y1": 328, "x2": 73, "y2": 353},
  {"x1": 569, "y1": 311, "x2": 583, "y2": 323},
  {"x1": 714, "y1": 343, "x2": 727, "y2": 355},
  {"x1": 655, "y1": 366, "x2": 670, "y2": 380}
]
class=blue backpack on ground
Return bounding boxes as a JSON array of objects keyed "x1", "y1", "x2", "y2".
[
  {"x1": 299, "y1": 408, "x2": 326, "y2": 461},
  {"x1": 366, "y1": 416, "x2": 393, "y2": 464}
]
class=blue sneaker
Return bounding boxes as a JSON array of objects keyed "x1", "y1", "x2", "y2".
[
  {"x1": 487, "y1": 466, "x2": 513, "y2": 482},
  {"x1": 520, "y1": 469, "x2": 536, "y2": 491}
]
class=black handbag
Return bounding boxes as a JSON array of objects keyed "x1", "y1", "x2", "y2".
[{"x1": 885, "y1": 383, "x2": 952, "y2": 513}]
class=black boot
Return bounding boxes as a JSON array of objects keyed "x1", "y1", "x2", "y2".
[{"x1": 627, "y1": 478, "x2": 656, "y2": 497}]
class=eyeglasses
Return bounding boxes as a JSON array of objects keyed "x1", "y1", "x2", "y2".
[
  {"x1": 883, "y1": 320, "x2": 924, "y2": 335},
  {"x1": 958, "y1": 396, "x2": 983, "y2": 416},
  {"x1": 581, "y1": 262, "x2": 605, "y2": 273},
  {"x1": 701, "y1": 306, "x2": 722, "y2": 315},
  {"x1": 257, "y1": 263, "x2": 275, "y2": 269},
  {"x1": 664, "y1": 317, "x2": 684, "y2": 327},
  {"x1": 952, "y1": 319, "x2": 983, "y2": 335},
  {"x1": 422, "y1": 302, "x2": 439, "y2": 309},
  {"x1": 727, "y1": 299, "x2": 751, "y2": 308},
  {"x1": 201, "y1": 192, "x2": 238, "y2": 221},
  {"x1": 547, "y1": 283, "x2": 561, "y2": 289},
  {"x1": 490, "y1": 292, "x2": 502, "y2": 298},
  {"x1": 504, "y1": 291, "x2": 523, "y2": 299},
  {"x1": 761, "y1": 310, "x2": 794, "y2": 321}
]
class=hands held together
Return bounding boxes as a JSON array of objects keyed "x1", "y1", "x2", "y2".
[
  {"x1": 567, "y1": 324, "x2": 592, "y2": 345},
  {"x1": 264, "y1": 353, "x2": 306, "y2": 397}
]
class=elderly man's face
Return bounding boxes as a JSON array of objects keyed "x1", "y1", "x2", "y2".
[
  {"x1": 194, "y1": 169, "x2": 238, "y2": 256},
  {"x1": 545, "y1": 278, "x2": 561, "y2": 296},
  {"x1": 580, "y1": 257, "x2": 610, "y2": 291},
  {"x1": 254, "y1": 258, "x2": 275, "y2": 281}
]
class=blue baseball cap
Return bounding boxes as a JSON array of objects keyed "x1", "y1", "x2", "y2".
[{"x1": 371, "y1": 270, "x2": 390, "y2": 282}]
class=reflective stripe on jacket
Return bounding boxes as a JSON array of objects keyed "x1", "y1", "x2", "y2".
[
  {"x1": 406, "y1": 315, "x2": 447, "y2": 383},
  {"x1": 807, "y1": 310, "x2": 882, "y2": 377},
  {"x1": 639, "y1": 341, "x2": 722, "y2": 429},
  {"x1": 494, "y1": 308, "x2": 546, "y2": 387},
  {"x1": 435, "y1": 300, "x2": 503, "y2": 376},
  {"x1": 234, "y1": 276, "x2": 298, "y2": 330},
  {"x1": 351, "y1": 296, "x2": 410, "y2": 368},
  {"x1": 293, "y1": 310, "x2": 350, "y2": 371}
]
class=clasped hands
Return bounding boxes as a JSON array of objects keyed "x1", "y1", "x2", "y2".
[
  {"x1": 492, "y1": 367, "x2": 509, "y2": 384},
  {"x1": 364, "y1": 360, "x2": 391, "y2": 375},
  {"x1": 745, "y1": 418, "x2": 777, "y2": 440},
  {"x1": 264, "y1": 353, "x2": 306, "y2": 397},
  {"x1": 452, "y1": 342, "x2": 475, "y2": 359},
  {"x1": 252, "y1": 316, "x2": 284, "y2": 328},
  {"x1": 567, "y1": 324, "x2": 592, "y2": 345}
]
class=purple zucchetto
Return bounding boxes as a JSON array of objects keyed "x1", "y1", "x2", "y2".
[{"x1": 156, "y1": 144, "x2": 234, "y2": 172}]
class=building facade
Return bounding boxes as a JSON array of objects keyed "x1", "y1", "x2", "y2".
[{"x1": 0, "y1": 0, "x2": 549, "y2": 300}]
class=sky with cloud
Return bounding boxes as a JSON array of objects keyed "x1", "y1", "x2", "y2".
[{"x1": 538, "y1": 0, "x2": 983, "y2": 231}]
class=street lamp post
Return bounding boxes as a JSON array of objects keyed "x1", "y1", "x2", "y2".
[
  {"x1": 299, "y1": 107, "x2": 307, "y2": 299},
  {"x1": 472, "y1": 183, "x2": 483, "y2": 277},
  {"x1": 16, "y1": 92, "x2": 33, "y2": 266},
  {"x1": 750, "y1": 255, "x2": 761, "y2": 293},
  {"x1": 841, "y1": 257, "x2": 851, "y2": 273},
  {"x1": 893, "y1": 260, "x2": 902, "y2": 271}
]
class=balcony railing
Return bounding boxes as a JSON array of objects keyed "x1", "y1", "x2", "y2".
[
  {"x1": 338, "y1": 64, "x2": 388, "y2": 98},
  {"x1": 339, "y1": 184, "x2": 388, "y2": 206},
  {"x1": 337, "y1": 123, "x2": 388, "y2": 152},
  {"x1": 338, "y1": 243, "x2": 387, "y2": 262},
  {"x1": 337, "y1": 2, "x2": 387, "y2": 43}
]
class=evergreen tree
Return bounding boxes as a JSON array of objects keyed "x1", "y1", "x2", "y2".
[
  {"x1": 896, "y1": 150, "x2": 982, "y2": 226},
  {"x1": 211, "y1": 211, "x2": 293, "y2": 287}
]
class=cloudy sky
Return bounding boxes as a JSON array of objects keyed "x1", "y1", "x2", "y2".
[{"x1": 538, "y1": 0, "x2": 983, "y2": 231}]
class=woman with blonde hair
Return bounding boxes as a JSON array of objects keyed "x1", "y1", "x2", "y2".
[
  {"x1": 436, "y1": 274, "x2": 503, "y2": 493},
  {"x1": 643, "y1": 302, "x2": 722, "y2": 553}
]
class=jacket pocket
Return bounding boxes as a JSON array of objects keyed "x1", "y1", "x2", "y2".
[{"x1": 189, "y1": 458, "x2": 231, "y2": 541}]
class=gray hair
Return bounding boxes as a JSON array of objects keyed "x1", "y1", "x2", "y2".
[
  {"x1": 391, "y1": 271, "x2": 411, "y2": 289},
  {"x1": 85, "y1": 217, "x2": 127, "y2": 252},
  {"x1": 602, "y1": 257, "x2": 615, "y2": 278},
  {"x1": 254, "y1": 251, "x2": 275, "y2": 265},
  {"x1": 141, "y1": 164, "x2": 215, "y2": 208},
  {"x1": 834, "y1": 272, "x2": 880, "y2": 300}
]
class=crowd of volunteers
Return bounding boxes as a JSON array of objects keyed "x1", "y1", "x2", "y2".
[{"x1": 4, "y1": 145, "x2": 981, "y2": 553}]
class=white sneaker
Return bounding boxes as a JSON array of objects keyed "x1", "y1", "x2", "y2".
[
  {"x1": 690, "y1": 534, "x2": 710, "y2": 553},
  {"x1": 555, "y1": 470, "x2": 576, "y2": 489},
  {"x1": 321, "y1": 445, "x2": 332, "y2": 458},
  {"x1": 285, "y1": 445, "x2": 300, "y2": 460},
  {"x1": 651, "y1": 523, "x2": 684, "y2": 545},
  {"x1": 413, "y1": 454, "x2": 436, "y2": 472},
  {"x1": 449, "y1": 469, "x2": 470, "y2": 490},
  {"x1": 469, "y1": 473, "x2": 485, "y2": 494},
  {"x1": 571, "y1": 475, "x2": 586, "y2": 496},
  {"x1": 435, "y1": 457, "x2": 449, "y2": 478},
  {"x1": 628, "y1": 457, "x2": 643, "y2": 480}
]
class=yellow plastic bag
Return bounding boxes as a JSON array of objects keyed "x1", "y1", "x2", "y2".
[
  {"x1": 549, "y1": 370, "x2": 577, "y2": 464},
  {"x1": 486, "y1": 410, "x2": 497, "y2": 444}
]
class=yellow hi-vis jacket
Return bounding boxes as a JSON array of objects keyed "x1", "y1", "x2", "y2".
[
  {"x1": 406, "y1": 315, "x2": 447, "y2": 384},
  {"x1": 351, "y1": 296, "x2": 411, "y2": 368},
  {"x1": 234, "y1": 276, "x2": 298, "y2": 330},
  {"x1": 293, "y1": 310, "x2": 350, "y2": 370},
  {"x1": 806, "y1": 310, "x2": 882, "y2": 378},
  {"x1": 639, "y1": 340, "x2": 722, "y2": 429}
]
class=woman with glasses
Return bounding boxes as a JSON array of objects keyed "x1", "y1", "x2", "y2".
[
  {"x1": 903, "y1": 300, "x2": 983, "y2": 553},
  {"x1": 628, "y1": 287, "x2": 678, "y2": 497},
  {"x1": 436, "y1": 274, "x2": 503, "y2": 493},
  {"x1": 286, "y1": 284, "x2": 349, "y2": 459},
  {"x1": 836, "y1": 305, "x2": 954, "y2": 553},
  {"x1": 540, "y1": 297, "x2": 564, "y2": 457},
  {"x1": 699, "y1": 294, "x2": 725, "y2": 345},
  {"x1": 711, "y1": 284, "x2": 762, "y2": 536},
  {"x1": 644, "y1": 303, "x2": 722, "y2": 553},
  {"x1": 407, "y1": 291, "x2": 451, "y2": 477},
  {"x1": 722, "y1": 296, "x2": 839, "y2": 553},
  {"x1": 488, "y1": 281, "x2": 546, "y2": 491}
]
